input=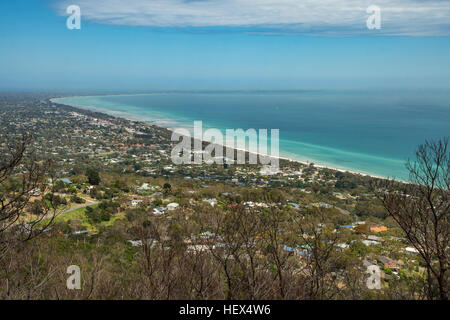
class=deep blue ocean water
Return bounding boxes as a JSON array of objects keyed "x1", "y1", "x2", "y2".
[{"x1": 53, "y1": 90, "x2": 450, "y2": 180}]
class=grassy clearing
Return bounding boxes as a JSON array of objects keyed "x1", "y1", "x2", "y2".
[{"x1": 52, "y1": 204, "x2": 126, "y2": 234}]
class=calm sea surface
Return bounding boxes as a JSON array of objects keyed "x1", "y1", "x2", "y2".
[{"x1": 54, "y1": 90, "x2": 450, "y2": 180}]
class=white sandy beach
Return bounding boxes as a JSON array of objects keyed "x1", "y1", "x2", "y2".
[{"x1": 52, "y1": 96, "x2": 392, "y2": 181}]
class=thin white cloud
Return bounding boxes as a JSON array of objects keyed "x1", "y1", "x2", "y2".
[{"x1": 56, "y1": 0, "x2": 450, "y2": 36}]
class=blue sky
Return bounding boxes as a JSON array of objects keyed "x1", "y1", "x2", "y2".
[{"x1": 0, "y1": 0, "x2": 449, "y2": 91}]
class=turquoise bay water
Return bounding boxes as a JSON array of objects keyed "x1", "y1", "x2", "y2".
[{"x1": 53, "y1": 90, "x2": 450, "y2": 180}]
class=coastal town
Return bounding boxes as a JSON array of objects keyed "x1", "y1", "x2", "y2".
[{"x1": 0, "y1": 93, "x2": 445, "y2": 300}]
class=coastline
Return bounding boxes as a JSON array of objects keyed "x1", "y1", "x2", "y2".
[
  {"x1": 165, "y1": 127, "x2": 389, "y2": 180},
  {"x1": 50, "y1": 93, "x2": 165, "y2": 101},
  {"x1": 51, "y1": 96, "x2": 395, "y2": 181}
]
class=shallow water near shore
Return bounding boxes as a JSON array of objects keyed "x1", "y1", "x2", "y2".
[{"x1": 53, "y1": 89, "x2": 450, "y2": 181}]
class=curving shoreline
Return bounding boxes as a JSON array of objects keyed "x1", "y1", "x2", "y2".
[{"x1": 50, "y1": 96, "x2": 402, "y2": 182}]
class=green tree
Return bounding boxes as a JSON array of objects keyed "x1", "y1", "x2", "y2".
[
  {"x1": 86, "y1": 169, "x2": 101, "y2": 185},
  {"x1": 70, "y1": 195, "x2": 86, "y2": 204}
]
